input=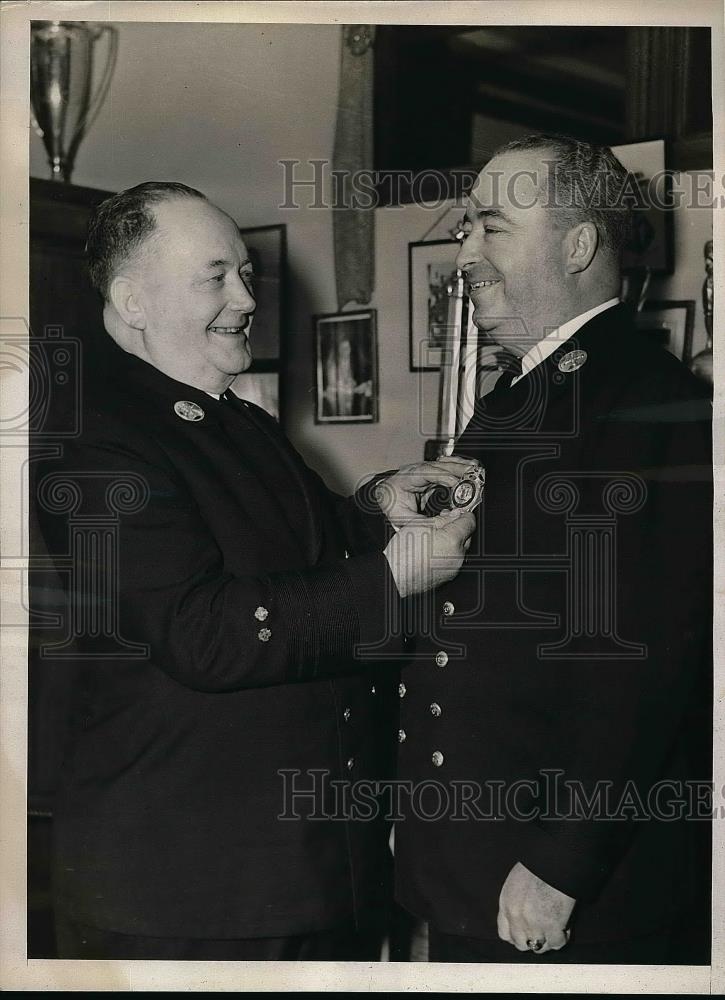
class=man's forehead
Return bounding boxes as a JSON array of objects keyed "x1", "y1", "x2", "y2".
[
  {"x1": 468, "y1": 150, "x2": 550, "y2": 212},
  {"x1": 151, "y1": 199, "x2": 244, "y2": 259}
]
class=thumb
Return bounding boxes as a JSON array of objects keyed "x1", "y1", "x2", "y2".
[{"x1": 429, "y1": 509, "x2": 476, "y2": 536}]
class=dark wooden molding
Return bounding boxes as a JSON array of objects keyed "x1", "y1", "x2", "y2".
[{"x1": 30, "y1": 176, "x2": 113, "y2": 243}]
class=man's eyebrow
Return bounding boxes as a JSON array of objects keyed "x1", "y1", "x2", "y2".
[
  {"x1": 475, "y1": 208, "x2": 514, "y2": 225},
  {"x1": 203, "y1": 257, "x2": 252, "y2": 269}
]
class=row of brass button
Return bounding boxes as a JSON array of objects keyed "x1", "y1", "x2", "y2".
[{"x1": 397, "y1": 730, "x2": 445, "y2": 768}]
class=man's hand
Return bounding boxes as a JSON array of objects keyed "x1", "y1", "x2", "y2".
[
  {"x1": 376, "y1": 457, "x2": 481, "y2": 529},
  {"x1": 497, "y1": 862, "x2": 576, "y2": 954},
  {"x1": 383, "y1": 508, "x2": 475, "y2": 597}
]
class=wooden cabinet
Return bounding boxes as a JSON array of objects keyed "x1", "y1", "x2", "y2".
[
  {"x1": 29, "y1": 178, "x2": 113, "y2": 815},
  {"x1": 28, "y1": 178, "x2": 114, "y2": 956}
]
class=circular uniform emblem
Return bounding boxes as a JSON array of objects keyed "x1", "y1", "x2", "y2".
[
  {"x1": 452, "y1": 479, "x2": 476, "y2": 508},
  {"x1": 174, "y1": 400, "x2": 205, "y2": 422},
  {"x1": 558, "y1": 349, "x2": 588, "y2": 374}
]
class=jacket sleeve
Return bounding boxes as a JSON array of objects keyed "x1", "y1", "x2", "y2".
[
  {"x1": 35, "y1": 434, "x2": 404, "y2": 694},
  {"x1": 333, "y1": 471, "x2": 400, "y2": 554},
  {"x1": 517, "y1": 385, "x2": 712, "y2": 901}
]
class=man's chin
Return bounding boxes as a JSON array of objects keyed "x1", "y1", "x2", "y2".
[
  {"x1": 231, "y1": 351, "x2": 253, "y2": 376},
  {"x1": 236, "y1": 342, "x2": 254, "y2": 371},
  {"x1": 471, "y1": 307, "x2": 499, "y2": 335}
]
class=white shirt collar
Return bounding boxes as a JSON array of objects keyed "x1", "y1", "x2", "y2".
[{"x1": 510, "y1": 298, "x2": 619, "y2": 385}]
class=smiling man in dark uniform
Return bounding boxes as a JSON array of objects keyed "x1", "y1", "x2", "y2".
[
  {"x1": 392, "y1": 135, "x2": 712, "y2": 963},
  {"x1": 34, "y1": 181, "x2": 476, "y2": 960}
]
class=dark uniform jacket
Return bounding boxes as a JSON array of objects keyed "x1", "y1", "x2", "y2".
[
  {"x1": 395, "y1": 304, "x2": 712, "y2": 943},
  {"x1": 34, "y1": 344, "x2": 398, "y2": 940}
]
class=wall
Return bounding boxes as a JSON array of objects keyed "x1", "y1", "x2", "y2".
[
  {"x1": 649, "y1": 174, "x2": 713, "y2": 360},
  {"x1": 31, "y1": 22, "x2": 713, "y2": 493}
]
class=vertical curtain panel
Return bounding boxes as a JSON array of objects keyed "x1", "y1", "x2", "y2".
[{"x1": 332, "y1": 25, "x2": 376, "y2": 311}]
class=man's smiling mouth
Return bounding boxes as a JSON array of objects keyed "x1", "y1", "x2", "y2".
[
  {"x1": 208, "y1": 325, "x2": 248, "y2": 334},
  {"x1": 468, "y1": 279, "x2": 500, "y2": 291}
]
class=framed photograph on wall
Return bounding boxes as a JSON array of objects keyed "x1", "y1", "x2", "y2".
[
  {"x1": 232, "y1": 223, "x2": 286, "y2": 423},
  {"x1": 238, "y1": 223, "x2": 286, "y2": 361},
  {"x1": 611, "y1": 138, "x2": 674, "y2": 275},
  {"x1": 636, "y1": 299, "x2": 695, "y2": 363},
  {"x1": 409, "y1": 239, "x2": 461, "y2": 371},
  {"x1": 314, "y1": 310, "x2": 379, "y2": 424}
]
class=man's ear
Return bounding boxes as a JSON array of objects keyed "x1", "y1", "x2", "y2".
[
  {"x1": 108, "y1": 275, "x2": 147, "y2": 331},
  {"x1": 565, "y1": 222, "x2": 598, "y2": 274}
]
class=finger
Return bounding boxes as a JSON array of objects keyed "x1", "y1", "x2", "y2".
[
  {"x1": 546, "y1": 928, "x2": 571, "y2": 952},
  {"x1": 502, "y1": 912, "x2": 532, "y2": 952},
  {"x1": 448, "y1": 511, "x2": 477, "y2": 539},
  {"x1": 404, "y1": 459, "x2": 475, "y2": 477},
  {"x1": 522, "y1": 930, "x2": 550, "y2": 955},
  {"x1": 510, "y1": 925, "x2": 531, "y2": 952},
  {"x1": 403, "y1": 470, "x2": 470, "y2": 493},
  {"x1": 497, "y1": 910, "x2": 514, "y2": 945},
  {"x1": 430, "y1": 510, "x2": 476, "y2": 539},
  {"x1": 435, "y1": 456, "x2": 480, "y2": 472}
]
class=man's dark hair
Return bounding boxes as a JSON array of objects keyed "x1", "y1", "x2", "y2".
[
  {"x1": 86, "y1": 181, "x2": 207, "y2": 299},
  {"x1": 491, "y1": 133, "x2": 633, "y2": 257}
]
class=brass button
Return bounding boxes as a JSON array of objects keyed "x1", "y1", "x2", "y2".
[
  {"x1": 430, "y1": 702, "x2": 442, "y2": 717},
  {"x1": 257, "y1": 627, "x2": 271, "y2": 642},
  {"x1": 254, "y1": 606, "x2": 269, "y2": 621},
  {"x1": 343, "y1": 707, "x2": 351, "y2": 722},
  {"x1": 442, "y1": 601, "x2": 455, "y2": 616},
  {"x1": 347, "y1": 757, "x2": 355, "y2": 771},
  {"x1": 435, "y1": 650, "x2": 448, "y2": 668},
  {"x1": 398, "y1": 729, "x2": 407, "y2": 743},
  {"x1": 431, "y1": 750, "x2": 444, "y2": 767},
  {"x1": 398, "y1": 683, "x2": 406, "y2": 698},
  {"x1": 371, "y1": 685, "x2": 376, "y2": 695}
]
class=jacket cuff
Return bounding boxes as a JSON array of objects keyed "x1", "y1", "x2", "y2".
[
  {"x1": 351, "y1": 472, "x2": 399, "y2": 550},
  {"x1": 273, "y1": 552, "x2": 404, "y2": 683},
  {"x1": 518, "y1": 823, "x2": 619, "y2": 902},
  {"x1": 273, "y1": 564, "x2": 358, "y2": 682},
  {"x1": 343, "y1": 550, "x2": 405, "y2": 660}
]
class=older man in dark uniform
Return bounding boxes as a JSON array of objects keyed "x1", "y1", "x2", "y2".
[
  {"x1": 34, "y1": 181, "x2": 476, "y2": 960},
  {"x1": 392, "y1": 135, "x2": 712, "y2": 963}
]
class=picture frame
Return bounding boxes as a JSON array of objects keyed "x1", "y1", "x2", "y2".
[
  {"x1": 238, "y1": 223, "x2": 286, "y2": 361},
  {"x1": 611, "y1": 138, "x2": 674, "y2": 275},
  {"x1": 408, "y1": 239, "x2": 461, "y2": 371},
  {"x1": 232, "y1": 223, "x2": 286, "y2": 423},
  {"x1": 314, "y1": 310, "x2": 379, "y2": 424},
  {"x1": 636, "y1": 299, "x2": 695, "y2": 363}
]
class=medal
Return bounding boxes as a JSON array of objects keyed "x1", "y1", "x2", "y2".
[
  {"x1": 558, "y1": 349, "x2": 588, "y2": 374},
  {"x1": 174, "y1": 400, "x2": 205, "y2": 422}
]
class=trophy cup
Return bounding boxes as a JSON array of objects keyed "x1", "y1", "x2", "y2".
[
  {"x1": 689, "y1": 240, "x2": 713, "y2": 386},
  {"x1": 30, "y1": 21, "x2": 118, "y2": 183}
]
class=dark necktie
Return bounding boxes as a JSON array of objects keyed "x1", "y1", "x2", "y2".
[
  {"x1": 221, "y1": 389, "x2": 248, "y2": 412},
  {"x1": 485, "y1": 355, "x2": 524, "y2": 400}
]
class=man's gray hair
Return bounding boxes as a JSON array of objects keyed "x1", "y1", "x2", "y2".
[
  {"x1": 491, "y1": 133, "x2": 633, "y2": 256},
  {"x1": 86, "y1": 181, "x2": 207, "y2": 299}
]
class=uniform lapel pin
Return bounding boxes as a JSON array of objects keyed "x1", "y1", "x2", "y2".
[
  {"x1": 558, "y1": 349, "x2": 588, "y2": 374},
  {"x1": 174, "y1": 400, "x2": 205, "y2": 422}
]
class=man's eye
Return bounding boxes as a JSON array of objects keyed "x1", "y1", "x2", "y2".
[
  {"x1": 483, "y1": 227, "x2": 502, "y2": 235},
  {"x1": 210, "y1": 274, "x2": 225, "y2": 283},
  {"x1": 241, "y1": 269, "x2": 255, "y2": 283}
]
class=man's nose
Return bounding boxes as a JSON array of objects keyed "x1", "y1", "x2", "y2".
[
  {"x1": 228, "y1": 272, "x2": 255, "y2": 313},
  {"x1": 456, "y1": 236, "x2": 478, "y2": 273},
  {"x1": 456, "y1": 237, "x2": 475, "y2": 271}
]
